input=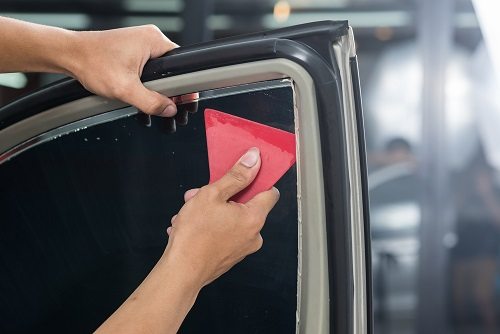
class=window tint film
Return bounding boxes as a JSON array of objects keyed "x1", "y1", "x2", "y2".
[{"x1": 0, "y1": 81, "x2": 298, "y2": 333}]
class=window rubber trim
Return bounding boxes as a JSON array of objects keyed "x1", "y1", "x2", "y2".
[{"x1": 350, "y1": 55, "x2": 373, "y2": 334}]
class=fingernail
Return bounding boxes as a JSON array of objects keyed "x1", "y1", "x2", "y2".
[
  {"x1": 240, "y1": 147, "x2": 259, "y2": 168},
  {"x1": 273, "y1": 187, "x2": 280, "y2": 198},
  {"x1": 162, "y1": 104, "x2": 177, "y2": 117}
]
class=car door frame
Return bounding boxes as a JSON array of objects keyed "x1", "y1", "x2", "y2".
[{"x1": 0, "y1": 21, "x2": 372, "y2": 334}]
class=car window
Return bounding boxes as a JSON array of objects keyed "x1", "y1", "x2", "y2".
[{"x1": 0, "y1": 81, "x2": 298, "y2": 333}]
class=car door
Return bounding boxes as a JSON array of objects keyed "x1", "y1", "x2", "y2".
[{"x1": 0, "y1": 20, "x2": 370, "y2": 334}]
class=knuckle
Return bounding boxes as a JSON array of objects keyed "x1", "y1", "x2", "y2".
[
  {"x1": 143, "y1": 97, "x2": 164, "y2": 115},
  {"x1": 244, "y1": 212, "x2": 263, "y2": 230},
  {"x1": 272, "y1": 189, "x2": 280, "y2": 203},
  {"x1": 143, "y1": 24, "x2": 161, "y2": 34},
  {"x1": 251, "y1": 235, "x2": 264, "y2": 253},
  {"x1": 200, "y1": 185, "x2": 218, "y2": 200},
  {"x1": 219, "y1": 189, "x2": 234, "y2": 202},
  {"x1": 227, "y1": 168, "x2": 249, "y2": 185}
]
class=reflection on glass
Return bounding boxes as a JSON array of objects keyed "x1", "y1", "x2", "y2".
[{"x1": 0, "y1": 83, "x2": 298, "y2": 333}]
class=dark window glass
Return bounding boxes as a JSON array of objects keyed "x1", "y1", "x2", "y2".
[{"x1": 0, "y1": 83, "x2": 297, "y2": 333}]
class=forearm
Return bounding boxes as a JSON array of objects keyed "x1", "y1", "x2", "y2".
[
  {"x1": 0, "y1": 16, "x2": 76, "y2": 74},
  {"x1": 95, "y1": 249, "x2": 202, "y2": 334},
  {"x1": 97, "y1": 149, "x2": 277, "y2": 332},
  {"x1": 0, "y1": 17, "x2": 179, "y2": 116}
]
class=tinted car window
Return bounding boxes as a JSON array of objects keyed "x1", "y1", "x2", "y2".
[{"x1": 0, "y1": 82, "x2": 298, "y2": 333}]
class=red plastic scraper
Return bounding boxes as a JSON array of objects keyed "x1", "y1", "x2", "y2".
[{"x1": 204, "y1": 108, "x2": 296, "y2": 203}]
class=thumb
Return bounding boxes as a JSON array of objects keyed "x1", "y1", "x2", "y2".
[
  {"x1": 211, "y1": 147, "x2": 261, "y2": 202},
  {"x1": 119, "y1": 79, "x2": 177, "y2": 117}
]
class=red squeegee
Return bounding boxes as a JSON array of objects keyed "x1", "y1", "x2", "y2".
[{"x1": 204, "y1": 108, "x2": 296, "y2": 203}]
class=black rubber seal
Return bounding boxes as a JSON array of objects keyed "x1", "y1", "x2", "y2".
[{"x1": 351, "y1": 55, "x2": 374, "y2": 334}]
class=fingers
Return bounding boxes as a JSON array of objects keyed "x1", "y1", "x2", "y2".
[
  {"x1": 175, "y1": 109, "x2": 189, "y2": 126},
  {"x1": 245, "y1": 187, "x2": 280, "y2": 226},
  {"x1": 171, "y1": 93, "x2": 199, "y2": 126},
  {"x1": 169, "y1": 188, "x2": 199, "y2": 232},
  {"x1": 211, "y1": 147, "x2": 261, "y2": 202},
  {"x1": 119, "y1": 79, "x2": 177, "y2": 117},
  {"x1": 184, "y1": 188, "x2": 200, "y2": 202},
  {"x1": 162, "y1": 117, "x2": 176, "y2": 133},
  {"x1": 173, "y1": 93, "x2": 199, "y2": 126},
  {"x1": 127, "y1": 25, "x2": 177, "y2": 116}
]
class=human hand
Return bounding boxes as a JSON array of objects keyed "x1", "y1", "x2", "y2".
[
  {"x1": 165, "y1": 147, "x2": 280, "y2": 288},
  {"x1": 67, "y1": 25, "x2": 178, "y2": 116}
]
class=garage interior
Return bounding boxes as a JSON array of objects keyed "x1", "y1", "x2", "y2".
[{"x1": 0, "y1": 1, "x2": 497, "y2": 333}]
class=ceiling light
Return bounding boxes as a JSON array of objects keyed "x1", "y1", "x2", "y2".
[{"x1": 274, "y1": 1, "x2": 291, "y2": 23}]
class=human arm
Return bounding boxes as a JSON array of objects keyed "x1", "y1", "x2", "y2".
[
  {"x1": 95, "y1": 148, "x2": 279, "y2": 333},
  {"x1": 0, "y1": 16, "x2": 178, "y2": 116}
]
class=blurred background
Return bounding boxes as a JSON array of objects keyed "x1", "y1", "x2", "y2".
[{"x1": 1, "y1": 1, "x2": 499, "y2": 333}]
